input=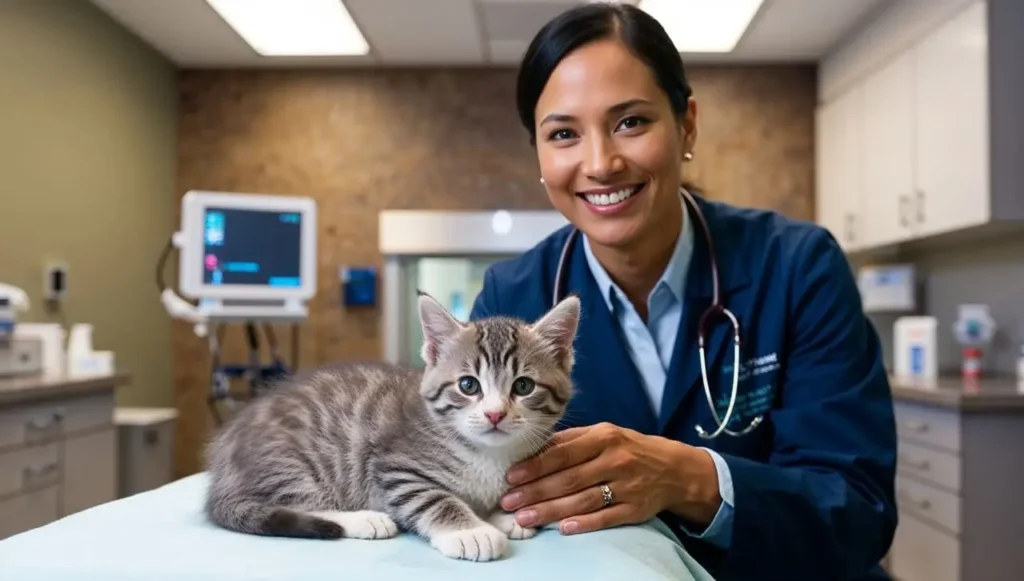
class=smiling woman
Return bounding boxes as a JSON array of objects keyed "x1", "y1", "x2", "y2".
[
  {"x1": 471, "y1": 2, "x2": 898, "y2": 581},
  {"x1": 517, "y1": 4, "x2": 700, "y2": 311}
]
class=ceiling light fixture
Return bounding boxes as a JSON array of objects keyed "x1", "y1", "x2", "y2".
[
  {"x1": 638, "y1": 0, "x2": 764, "y2": 53},
  {"x1": 205, "y1": 0, "x2": 369, "y2": 56}
]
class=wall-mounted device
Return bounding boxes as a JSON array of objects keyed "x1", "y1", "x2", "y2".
[
  {"x1": 43, "y1": 261, "x2": 68, "y2": 302},
  {"x1": 857, "y1": 264, "x2": 916, "y2": 313},
  {"x1": 340, "y1": 266, "x2": 377, "y2": 308}
]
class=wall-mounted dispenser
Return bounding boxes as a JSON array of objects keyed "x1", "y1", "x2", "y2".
[{"x1": 857, "y1": 264, "x2": 917, "y2": 313}]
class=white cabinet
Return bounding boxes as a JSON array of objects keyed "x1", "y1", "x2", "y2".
[
  {"x1": 815, "y1": 86, "x2": 864, "y2": 251},
  {"x1": 860, "y1": 49, "x2": 916, "y2": 247},
  {"x1": 913, "y1": 0, "x2": 990, "y2": 237},
  {"x1": 815, "y1": 1, "x2": 992, "y2": 251}
]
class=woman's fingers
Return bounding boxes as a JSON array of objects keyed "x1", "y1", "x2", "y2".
[
  {"x1": 502, "y1": 456, "x2": 606, "y2": 511},
  {"x1": 560, "y1": 503, "x2": 636, "y2": 535},
  {"x1": 511, "y1": 482, "x2": 609, "y2": 528},
  {"x1": 506, "y1": 427, "x2": 604, "y2": 485}
]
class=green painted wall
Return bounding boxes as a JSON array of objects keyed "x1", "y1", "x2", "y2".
[{"x1": 0, "y1": 0, "x2": 178, "y2": 406}]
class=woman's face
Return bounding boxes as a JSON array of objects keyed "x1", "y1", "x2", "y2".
[{"x1": 534, "y1": 38, "x2": 696, "y2": 251}]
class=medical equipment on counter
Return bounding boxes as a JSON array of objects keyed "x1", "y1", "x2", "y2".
[
  {"x1": 64, "y1": 323, "x2": 115, "y2": 377},
  {"x1": 952, "y1": 304, "x2": 996, "y2": 379},
  {"x1": 857, "y1": 264, "x2": 916, "y2": 313},
  {"x1": 156, "y1": 190, "x2": 317, "y2": 424},
  {"x1": 0, "y1": 283, "x2": 30, "y2": 339},
  {"x1": 13, "y1": 323, "x2": 64, "y2": 377},
  {"x1": 894, "y1": 317, "x2": 938, "y2": 381},
  {"x1": 0, "y1": 283, "x2": 44, "y2": 377},
  {"x1": 554, "y1": 187, "x2": 758, "y2": 440},
  {"x1": 0, "y1": 336, "x2": 43, "y2": 377}
]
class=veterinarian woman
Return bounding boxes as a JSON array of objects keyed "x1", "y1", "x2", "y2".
[{"x1": 469, "y1": 4, "x2": 898, "y2": 580}]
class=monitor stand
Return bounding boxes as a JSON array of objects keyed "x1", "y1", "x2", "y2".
[{"x1": 197, "y1": 297, "x2": 309, "y2": 323}]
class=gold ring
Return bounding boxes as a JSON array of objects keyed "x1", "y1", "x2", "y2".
[{"x1": 600, "y1": 484, "x2": 613, "y2": 507}]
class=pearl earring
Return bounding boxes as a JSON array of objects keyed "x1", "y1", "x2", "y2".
[
  {"x1": 539, "y1": 177, "x2": 546, "y2": 184},
  {"x1": 683, "y1": 152, "x2": 694, "y2": 161}
]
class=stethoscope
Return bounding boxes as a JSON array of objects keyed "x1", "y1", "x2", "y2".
[{"x1": 552, "y1": 187, "x2": 763, "y2": 439}]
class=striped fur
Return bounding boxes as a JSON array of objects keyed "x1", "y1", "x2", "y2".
[{"x1": 204, "y1": 292, "x2": 580, "y2": 561}]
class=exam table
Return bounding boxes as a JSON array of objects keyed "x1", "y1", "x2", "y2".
[{"x1": 0, "y1": 473, "x2": 714, "y2": 580}]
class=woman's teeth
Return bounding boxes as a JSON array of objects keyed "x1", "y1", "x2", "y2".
[{"x1": 584, "y1": 185, "x2": 641, "y2": 206}]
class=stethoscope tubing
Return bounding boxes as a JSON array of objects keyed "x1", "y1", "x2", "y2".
[{"x1": 552, "y1": 187, "x2": 763, "y2": 439}]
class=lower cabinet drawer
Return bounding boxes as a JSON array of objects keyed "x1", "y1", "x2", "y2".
[
  {"x1": 0, "y1": 486, "x2": 59, "y2": 539},
  {"x1": 0, "y1": 443, "x2": 61, "y2": 498},
  {"x1": 890, "y1": 511, "x2": 960, "y2": 581},
  {"x1": 897, "y1": 438, "x2": 961, "y2": 492},
  {"x1": 896, "y1": 475, "x2": 961, "y2": 534},
  {"x1": 894, "y1": 401, "x2": 961, "y2": 453},
  {"x1": 62, "y1": 428, "x2": 117, "y2": 516}
]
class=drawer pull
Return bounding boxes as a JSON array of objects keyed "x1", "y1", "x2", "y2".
[
  {"x1": 897, "y1": 489, "x2": 932, "y2": 510},
  {"x1": 900, "y1": 421, "x2": 929, "y2": 434},
  {"x1": 26, "y1": 410, "x2": 65, "y2": 432},
  {"x1": 898, "y1": 455, "x2": 931, "y2": 471},
  {"x1": 22, "y1": 462, "x2": 60, "y2": 489}
]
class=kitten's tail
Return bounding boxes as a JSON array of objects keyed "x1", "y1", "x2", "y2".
[{"x1": 206, "y1": 496, "x2": 344, "y2": 540}]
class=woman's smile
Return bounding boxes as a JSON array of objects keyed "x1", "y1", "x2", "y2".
[{"x1": 577, "y1": 182, "x2": 646, "y2": 215}]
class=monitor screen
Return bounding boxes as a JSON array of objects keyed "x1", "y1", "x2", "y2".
[{"x1": 201, "y1": 207, "x2": 302, "y2": 287}]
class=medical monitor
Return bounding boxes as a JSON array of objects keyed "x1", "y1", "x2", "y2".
[{"x1": 177, "y1": 190, "x2": 317, "y2": 306}]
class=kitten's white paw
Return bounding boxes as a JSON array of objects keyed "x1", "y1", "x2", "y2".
[
  {"x1": 487, "y1": 511, "x2": 538, "y2": 540},
  {"x1": 430, "y1": 524, "x2": 509, "y2": 561},
  {"x1": 310, "y1": 510, "x2": 399, "y2": 540}
]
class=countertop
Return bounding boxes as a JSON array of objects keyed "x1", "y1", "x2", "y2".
[
  {"x1": 889, "y1": 375, "x2": 1024, "y2": 412},
  {"x1": 0, "y1": 371, "x2": 131, "y2": 406}
]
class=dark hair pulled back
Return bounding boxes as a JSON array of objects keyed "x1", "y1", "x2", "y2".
[{"x1": 515, "y1": 2, "x2": 693, "y2": 146}]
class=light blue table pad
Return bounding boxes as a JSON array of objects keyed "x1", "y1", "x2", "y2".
[{"x1": 0, "y1": 473, "x2": 715, "y2": 580}]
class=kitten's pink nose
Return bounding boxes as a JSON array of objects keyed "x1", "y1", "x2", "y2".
[{"x1": 484, "y1": 410, "x2": 507, "y2": 426}]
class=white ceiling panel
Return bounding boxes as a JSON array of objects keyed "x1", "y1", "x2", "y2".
[
  {"x1": 479, "y1": 1, "x2": 579, "y2": 41},
  {"x1": 345, "y1": 0, "x2": 485, "y2": 64},
  {"x1": 734, "y1": 0, "x2": 893, "y2": 59},
  {"x1": 85, "y1": 0, "x2": 898, "y2": 68}
]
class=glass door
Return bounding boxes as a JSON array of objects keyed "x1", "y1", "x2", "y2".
[{"x1": 389, "y1": 254, "x2": 514, "y2": 367}]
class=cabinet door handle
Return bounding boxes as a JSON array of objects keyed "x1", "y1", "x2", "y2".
[
  {"x1": 26, "y1": 410, "x2": 64, "y2": 434},
  {"x1": 22, "y1": 462, "x2": 60, "y2": 490},
  {"x1": 898, "y1": 454, "x2": 931, "y2": 471},
  {"x1": 915, "y1": 190, "x2": 925, "y2": 223},
  {"x1": 845, "y1": 213, "x2": 855, "y2": 243},
  {"x1": 899, "y1": 420, "x2": 929, "y2": 434},
  {"x1": 898, "y1": 489, "x2": 932, "y2": 511},
  {"x1": 899, "y1": 195, "x2": 913, "y2": 227}
]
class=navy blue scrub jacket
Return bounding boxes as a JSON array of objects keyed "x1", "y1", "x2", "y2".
[{"x1": 469, "y1": 194, "x2": 898, "y2": 581}]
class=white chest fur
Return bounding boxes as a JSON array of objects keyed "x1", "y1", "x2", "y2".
[{"x1": 451, "y1": 451, "x2": 517, "y2": 515}]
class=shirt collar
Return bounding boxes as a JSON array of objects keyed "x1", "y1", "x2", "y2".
[{"x1": 583, "y1": 192, "x2": 695, "y2": 312}]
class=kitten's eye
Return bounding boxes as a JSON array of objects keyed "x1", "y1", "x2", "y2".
[
  {"x1": 457, "y1": 376, "x2": 481, "y2": 396},
  {"x1": 511, "y1": 377, "x2": 535, "y2": 396}
]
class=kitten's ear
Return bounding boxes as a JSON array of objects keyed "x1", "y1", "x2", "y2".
[
  {"x1": 530, "y1": 295, "x2": 581, "y2": 365},
  {"x1": 417, "y1": 290, "x2": 465, "y2": 366}
]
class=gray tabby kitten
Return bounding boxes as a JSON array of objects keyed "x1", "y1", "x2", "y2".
[{"x1": 204, "y1": 291, "x2": 580, "y2": 562}]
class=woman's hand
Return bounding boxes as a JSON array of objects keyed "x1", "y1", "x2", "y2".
[{"x1": 500, "y1": 422, "x2": 722, "y2": 535}]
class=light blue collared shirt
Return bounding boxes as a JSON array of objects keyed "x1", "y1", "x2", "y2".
[{"x1": 582, "y1": 196, "x2": 735, "y2": 549}]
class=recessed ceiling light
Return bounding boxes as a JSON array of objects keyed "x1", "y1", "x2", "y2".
[
  {"x1": 638, "y1": 0, "x2": 764, "y2": 53},
  {"x1": 205, "y1": 0, "x2": 369, "y2": 56}
]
